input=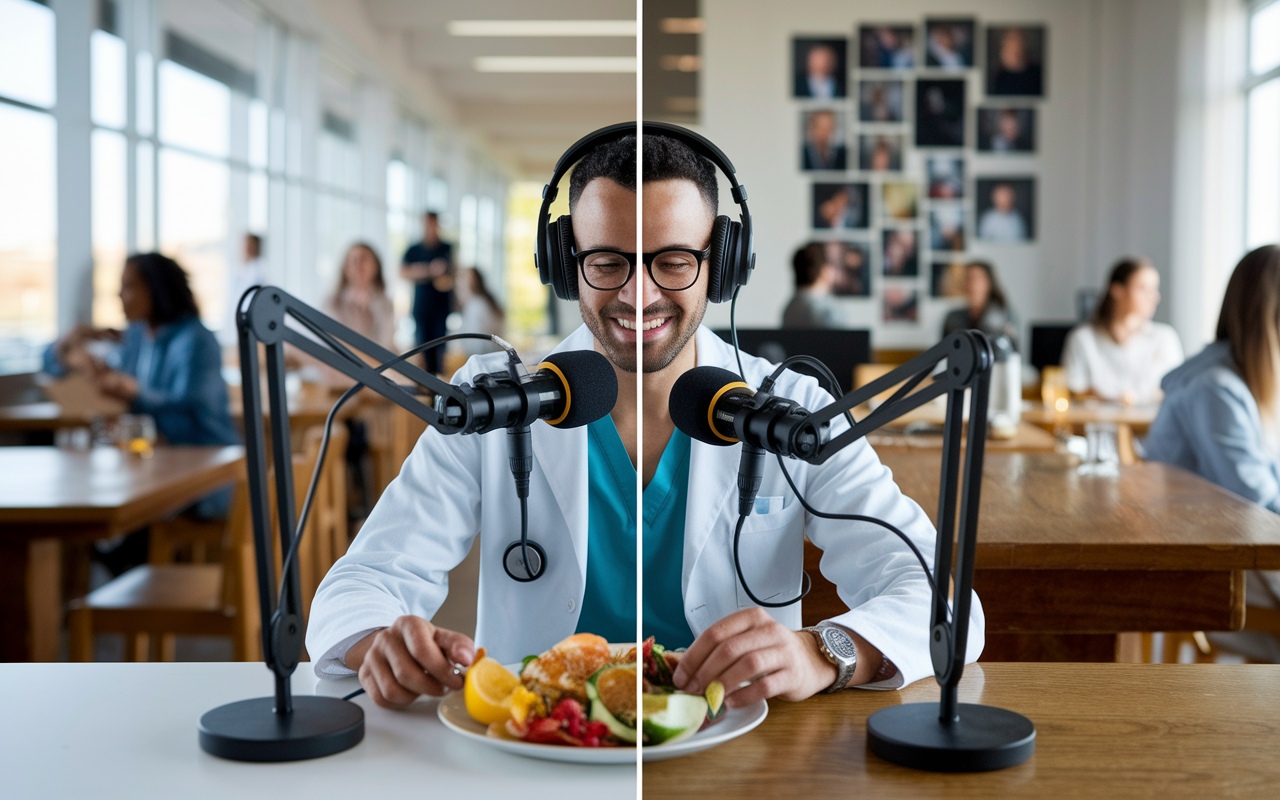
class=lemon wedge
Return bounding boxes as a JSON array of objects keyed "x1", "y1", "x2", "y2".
[{"x1": 464, "y1": 655, "x2": 521, "y2": 725}]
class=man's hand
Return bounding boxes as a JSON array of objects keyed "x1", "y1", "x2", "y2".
[
  {"x1": 344, "y1": 617, "x2": 476, "y2": 709},
  {"x1": 671, "y1": 608, "x2": 884, "y2": 707}
]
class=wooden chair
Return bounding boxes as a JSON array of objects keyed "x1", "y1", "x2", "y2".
[{"x1": 67, "y1": 424, "x2": 346, "y2": 662}]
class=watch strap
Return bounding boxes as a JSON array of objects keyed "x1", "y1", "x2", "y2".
[{"x1": 803, "y1": 624, "x2": 858, "y2": 693}]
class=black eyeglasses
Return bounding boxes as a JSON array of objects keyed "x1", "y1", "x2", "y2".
[{"x1": 571, "y1": 246, "x2": 711, "y2": 292}]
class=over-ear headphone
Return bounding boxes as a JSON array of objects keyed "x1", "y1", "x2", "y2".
[{"x1": 535, "y1": 121, "x2": 756, "y2": 304}]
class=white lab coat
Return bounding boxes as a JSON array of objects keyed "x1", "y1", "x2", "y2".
[{"x1": 307, "y1": 324, "x2": 984, "y2": 687}]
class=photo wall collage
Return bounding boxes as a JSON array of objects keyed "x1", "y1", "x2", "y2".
[{"x1": 793, "y1": 20, "x2": 1045, "y2": 325}]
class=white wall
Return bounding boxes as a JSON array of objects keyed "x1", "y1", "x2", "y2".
[{"x1": 699, "y1": 0, "x2": 1237, "y2": 353}]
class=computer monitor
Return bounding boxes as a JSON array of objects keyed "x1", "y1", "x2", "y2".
[
  {"x1": 1029, "y1": 323, "x2": 1076, "y2": 371},
  {"x1": 713, "y1": 328, "x2": 872, "y2": 395}
]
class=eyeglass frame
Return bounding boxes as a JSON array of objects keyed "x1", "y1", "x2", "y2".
[{"x1": 570, "y1": 246, "x2": 712, "y2": 292}]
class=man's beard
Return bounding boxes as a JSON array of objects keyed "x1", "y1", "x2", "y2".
[{"x1": 581, "y1": 297, "x2": 706, "y2": 374}]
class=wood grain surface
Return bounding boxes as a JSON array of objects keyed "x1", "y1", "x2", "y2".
[
  {"x1": 643, "y1": 663, "x2": 1280, "y2": 799},
  {"x1": 868, "y1": 421, "x2": 1056, "y2": 452},
  {"x1": 878, "y1": 451, "x2": 1280, "y2": 570},
  {"x1": 0, "y1": 446, "x2": 244, "y2": 539}
]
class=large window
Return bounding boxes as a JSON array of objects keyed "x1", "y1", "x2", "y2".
[
  {"x1": 1247, "y1": 0, "x2": 1280, "y2": 248},
  {"x1": 0, "y1": 0, "x2": 57, "y2": 372}
]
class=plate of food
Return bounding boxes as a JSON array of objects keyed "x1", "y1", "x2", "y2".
[{"x1": 437, "y1": 634, "x2": 764, "y2": 763}]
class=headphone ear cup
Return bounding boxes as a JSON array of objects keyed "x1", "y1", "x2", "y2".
[
  {"x1": 706, "y1": 215, "x2": 739, "y2": 304},
  {"x1": 555, "y1": 215, "x2": 579, "y2": 301}
]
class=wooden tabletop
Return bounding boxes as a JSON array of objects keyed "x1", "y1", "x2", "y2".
[
  {"x1": 645, "y1": 663, "x2": 1280, "y2": 798},
  {"x1": 0, "y1": 401, "x2": 92, "y2": 431},
  {"x1": 0, "y1": 446, "x2": 245, "y2": 539},
  {"x1": 878, "y1": 450, "x2": 1280, "y2": 571},
  {"x1": 868, "y1": 421, "x2": 1056, "y2": 452},
  {"x1": 1022, "y1": 402, "x2": 1158, "y2": 435}
]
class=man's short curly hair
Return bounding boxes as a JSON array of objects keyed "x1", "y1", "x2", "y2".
[
  {"x1": 642, "y1": 134, "x2": 718, "y2": 215},
  {"x1": 568, "y1": 134, "x2": 636, "y2": 211}
]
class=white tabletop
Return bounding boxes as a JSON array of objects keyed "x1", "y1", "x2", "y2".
[{"x1": 0, "y1": 663, "x2": 635, "y2": 799}]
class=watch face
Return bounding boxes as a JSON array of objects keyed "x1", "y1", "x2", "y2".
[{"x1": 823, "y1": 628, "x2": 858, "y2": 661}]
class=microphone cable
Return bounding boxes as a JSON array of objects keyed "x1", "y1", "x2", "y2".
[{"x1": 724, "y1": 288, "x2": 943, "y2": 616}]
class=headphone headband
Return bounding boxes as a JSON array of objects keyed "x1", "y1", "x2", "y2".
[{"x1": 535, "y1": 121, "x2": 755, "y2": 303}]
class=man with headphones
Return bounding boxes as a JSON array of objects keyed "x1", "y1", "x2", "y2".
[
  {"x1": 306, "y1": 123, "x2": 981, "y2": 710},
  {"x1": 616, "y1": 124, "x2": 983, "y2": 706}
]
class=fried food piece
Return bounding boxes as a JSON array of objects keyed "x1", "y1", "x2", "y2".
[{"x1": 520, "y1": 633, "x2": 613, "y2": 705}]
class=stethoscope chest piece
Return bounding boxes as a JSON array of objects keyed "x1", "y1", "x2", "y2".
[{"x1": 503, "y1": 539, "x2": 547, "y2": 582}]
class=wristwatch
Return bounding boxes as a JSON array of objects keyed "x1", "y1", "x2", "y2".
[{"x1": 802, "y1": 623, "x2": 858, "y2": 693}]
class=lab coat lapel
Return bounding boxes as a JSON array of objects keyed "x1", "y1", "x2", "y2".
[
  {"x1": 530, "y1": 325, "x2": 597, "y2": 581},
  {"x1": 681, "y1": 327, "x2": 741, "y2": 588}
]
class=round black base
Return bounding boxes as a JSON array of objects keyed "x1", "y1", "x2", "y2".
[
  {"x1": 867, "y1": 702, "x2": 1035, "y2": 772},
  {"x1": 198, "y1": 696, "x2": 364, "y2": 762}
]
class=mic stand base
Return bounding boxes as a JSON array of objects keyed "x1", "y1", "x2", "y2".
[
  {"x1": 867, "y1": 702, "x2": 1035, "y2": 772},
  {"x1": 198, "y1": 695, "x2": 364, "y2": 762}
]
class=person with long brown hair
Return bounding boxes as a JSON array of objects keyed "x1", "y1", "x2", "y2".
[
  {"x1": 1145, "y1": 245, "x2": 1280, "y2": 511},
  {"x1": 1061, "y1": 257, "x2": 1184, "y2": 403},
  {"x1": 941, "y1": 260, "x2": 1019, "y2": 349},
  {"x1": 326, "y1": 243, "x2": 396, "y2": 353},
  {"x1": 1144, "y1": 245, "x2": 1280, "y2": 661},
  {"x1": 451, "y1": 267, "x2": 505, "y2": 357}
]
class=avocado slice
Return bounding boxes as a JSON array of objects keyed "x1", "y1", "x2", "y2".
[
  {"x1": 587, "y1": 665, "x2": 638, "y2": 743},
  {"x1": 642, "y1": 692, "x2": 709, "y2": 745}
]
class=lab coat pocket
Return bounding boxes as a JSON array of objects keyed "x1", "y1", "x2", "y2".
[{"x1": 732, "y1": 498, "x2": 805, "y2": 609}]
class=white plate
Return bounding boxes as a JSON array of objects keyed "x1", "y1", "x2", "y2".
[{"x1": 640, "y1": 700, "x2": 768, "y2": 762}]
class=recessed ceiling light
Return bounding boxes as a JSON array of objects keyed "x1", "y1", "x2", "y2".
[
  {"x1": 660, "y1": 18, "x2": 706, "y2": 35},
  {"x1": 473, "y1": 56, "x2": 637, "y2": 73},
  {"x1": 448, "y1": 20, "x2": 637, "y2": 37}
]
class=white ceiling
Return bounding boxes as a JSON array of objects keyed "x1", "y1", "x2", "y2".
[{"x1": 362, "y1": 0, "x2": 637, "y2": 180}]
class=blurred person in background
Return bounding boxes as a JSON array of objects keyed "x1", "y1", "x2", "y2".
[
  {"x1": 1143, "y1": 245, "x2": 1280, "y2": 661},
  {"x1": 451, "y1": 267, "x2": 505, "y2": 357},
  {"x1": 401, "y1": 212, "x2": 454, "y2": 375},
  {"x1": 322, "y1": 242, "x2": 396, "y2": 518},
  {"x1": 44, "y1": 253, "x2": 238, "y2": 572},
  {"x1": 782, "y1": 243, "x2": 848, "y2": 329},
  {"x1": 942, "y1": 260, "x2": 1019, "y2": 350},
  {"x1": 1062, "y1": 257, "x2": 1183, "y2": 404},
  {"x1": 221, "y1": 233, "x2": 266, "y2": 347}
]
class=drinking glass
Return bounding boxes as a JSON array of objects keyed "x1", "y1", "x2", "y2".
[{"x1": 117, "y1": 414, "x2": 157, "y2": 458}]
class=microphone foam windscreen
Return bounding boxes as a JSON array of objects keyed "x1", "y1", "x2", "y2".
[
  {"x1": 670, "y1": 366, "x2": 749, "y2": 446},
  {"x1": 539, "y1": 350, "x2": 618, "y2": 428}
]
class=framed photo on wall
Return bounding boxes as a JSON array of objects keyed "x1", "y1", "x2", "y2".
[
  {"x1": 884, "y1": 286, "x2": 920, "y2": 322},
  {"x1": 924, "y1": 19, "x2": 976, "y2": 68},
  {"x1": 813, "y1": 182, "x2": 870, "y2": 229},
  {"x1": 793, "y1": 37, "x2": 849, "y2": 98},
  {"x1": 858, "y1": 25, "x2": 916, "y2": 68},
  {"x1": 882, "y1": 228, "x2": 919, "y2": 276},
  {"x1": 976, "y1": 107, "x2": 1036, "y2": 152},
  {"x1": 915, "y1": 78, "x2": 966, "y2": 146},
  {"x1": 822, "y1": 240, "x2": 873, "y2": 297},
  {"x1": 858, "y1": 79, "x2": 905, "y2": 122},
  {"x1": 926, "y1": 154, "x2": 965, "y2": 198},
  {"x1": 975, "y1": 177, "x2": 1036, "y2": 242},
  {"x1": 800, "y1": 109, "x2": 849, "y2": 170},
  {"x1": 986, "y1": 26, "x2": 1046, "y2": 97}
]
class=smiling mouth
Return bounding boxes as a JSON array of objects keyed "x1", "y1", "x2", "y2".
[{"x1": 615, "y1": 316, "x2": 670, "y2": 332}]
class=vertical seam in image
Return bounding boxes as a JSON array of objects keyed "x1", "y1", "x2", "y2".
[{"x1": 634, "y1": 0, "x2": 644, "y2": 787}]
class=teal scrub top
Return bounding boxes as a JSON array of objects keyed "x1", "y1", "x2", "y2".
[{"x1": 574, "y1": 417, "x2": 696, "y2": 649}]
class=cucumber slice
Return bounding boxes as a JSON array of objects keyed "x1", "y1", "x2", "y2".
[
  {"x1": 642, "y1": 693, "x2": 708, "y2": 745},
  {"x1": 587, "y1": 665, "x2": 638, "y2": 743}
]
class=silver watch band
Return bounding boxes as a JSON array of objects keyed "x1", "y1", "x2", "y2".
[{"x1": 803, "y1": 624, "x2": 858, "y2": 693}]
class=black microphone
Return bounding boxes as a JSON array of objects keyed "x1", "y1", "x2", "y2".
[
  {"x1": 439, "y1": 349, "x2": 618, "y2": 582},
  {"x1": 670, "y1": 366, "x2": 826, "y2": 517}
]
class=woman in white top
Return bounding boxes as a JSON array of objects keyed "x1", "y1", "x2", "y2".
[
  {"x1": 450, "y1": 267, "x2": 505, "y2": 357},
  {"x1": 1061, "y1": 257, "x2": 1184, "y2": 404},
  {"x1": 320, "y1": 242, "x2": 397, "y2": 386}
]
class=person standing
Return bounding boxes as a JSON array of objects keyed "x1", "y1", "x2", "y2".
[
  {"x1": 782, "y1": 243, "x2": 848, "y2": 329},
  {"x1": 221, "y1": 233, "x2": 266, "y2": 346},
  {"x1": 400, "y1": 212, "x2": 453, "y2": 374}
]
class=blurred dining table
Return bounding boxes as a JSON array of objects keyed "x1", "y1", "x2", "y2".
[
  {"x1": 645, "y1": 663, "x2": 1280, "y2": 798},
  {"x1": 0, "y1": 445, "x2": 244, "y2": 662},
  {"x1": 1021, "y1": 400, "x2": 1159, "y2": 436},
  {"x1": 804, "y1": 450, "x2": 1280, "y2": 661}
]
